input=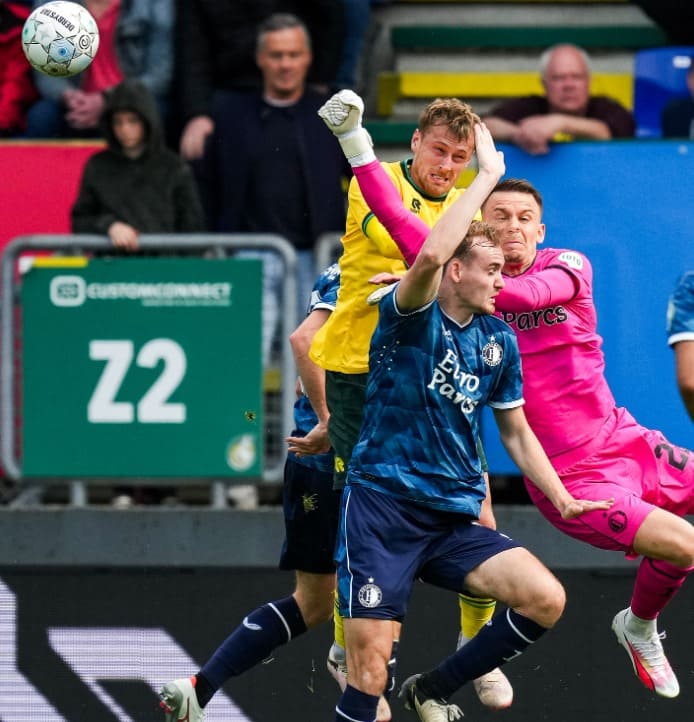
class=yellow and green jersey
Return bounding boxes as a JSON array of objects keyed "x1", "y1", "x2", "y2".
[{"x1": 310, "y1": 159, "x2": 465, "y2": 374}]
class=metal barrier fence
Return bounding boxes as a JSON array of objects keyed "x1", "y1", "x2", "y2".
[
  {"x1": 315, "y1": 231, "x2": 343, "y2": 272},
  {"x1": 1, "y1": 234, "x2": 298, "y2": 505}
]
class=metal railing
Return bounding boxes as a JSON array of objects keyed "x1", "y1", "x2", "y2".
[{"x1": 315, "y1": 231, "x2": 343, "y2": 272}]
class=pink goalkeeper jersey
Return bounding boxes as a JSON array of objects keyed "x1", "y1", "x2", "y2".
[{"x1": 495, "y1": 247, "x2": 615, "y2": 461}]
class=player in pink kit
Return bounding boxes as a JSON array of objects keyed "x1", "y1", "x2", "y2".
[
  {"x1": 318, "y1": 89, "x2": 694, "y2": 703},
  {"x1": 485, "y1": 180, "x2": 693, "y2": 533},
  {"x1": 485, "y1": 178, "x2": 694, "y2": 698}
]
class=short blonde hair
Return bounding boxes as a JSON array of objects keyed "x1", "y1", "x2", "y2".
[
  {"x1": 418, "y1": 98, "x2": 480, "y2": 141},
  {"x1": 451, "y1": 220, "x2": 499, "y2": 261}
]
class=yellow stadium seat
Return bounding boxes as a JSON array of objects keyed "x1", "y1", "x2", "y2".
[{"x1": 377, "y1": 71, "x2": 633, "y2": 116}]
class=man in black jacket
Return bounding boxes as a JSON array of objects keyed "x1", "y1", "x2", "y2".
[
  {"x1": 198, "y1": 13, "x2": 350, "y2": 366},
  {"x1": 174, "y1": 0, "x2": 343, "y2": 160}
]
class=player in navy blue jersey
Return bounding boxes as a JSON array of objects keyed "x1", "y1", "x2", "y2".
[
  {"x1": 159, "y1": 265, "x2": 343, "y2": 722},
  {"x1": 328, "y1": 120, "x2": 614, "y2": 722},
  {"x1": 667, "y1": 271, "x2": 694, "y2": 421}
]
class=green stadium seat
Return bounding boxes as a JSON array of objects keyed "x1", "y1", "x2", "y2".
[
  {"x1": 391, "y1": 25, "x2": 667, "y2": 51},
  {"x1": 366, "y1": 119, "x2": 417, "y2": 145}
]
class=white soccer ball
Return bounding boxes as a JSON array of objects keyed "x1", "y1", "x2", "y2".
[{"x1": 22, "y1": 1, "x2": 99, "y2": 78}]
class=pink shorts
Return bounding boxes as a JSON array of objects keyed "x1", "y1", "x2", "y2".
[{"x1": 526, "y1": 407, "x2": 694, "y2": 557}]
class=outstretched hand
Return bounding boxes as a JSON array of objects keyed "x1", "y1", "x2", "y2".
[
  {"x1": 474, "y1": 122, "x2": 506, "y2": 179},
  {"x1": 559, "y1": 496, "x2": 614, "y2": 520},
  {"x1": 366, "y1": 272, "x2": 401, "y2": 305}
]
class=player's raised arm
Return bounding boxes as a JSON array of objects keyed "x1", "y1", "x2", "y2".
[
  {"x1": 319, "y1": 90, "x2": 431, "y2": 266},
  {"x1": 396, "y1": 124, "x2": 505, "y2": 311}
]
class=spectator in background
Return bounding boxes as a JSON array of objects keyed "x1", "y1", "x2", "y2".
[
  {"x1": 335, "y1": 0, "x2": 385, "y2": 91},
  {"x1": 71, "y1": 78, "x2": 204, "y2": 248},
  {"x1": 24, "y1": 0, "x2": 174, "y2": 139},
  {"x1": 333, "y1": 0, "x2": 393, "y2": 93},
  {"x1": 198, "y1": 13, "x2": 349, "y2": 366},
  {"x1": 483, "y1": 43, "x2": 635, "y2": 155},
  {"x1": 0, "y1": 1, "x2": 37, "y2": 136},
  {"x1": 175, "y1": 0, "x2": 343, "y2": 161},
  {"x1": 667, "y1": 271, "x2": 694, "y2": 421},
  {"x1": 661, "y1": 59, "x2": 694, "y2": 139},
  {"x1": 71, "y1": 77, "x2": 204, "y2": 506}
]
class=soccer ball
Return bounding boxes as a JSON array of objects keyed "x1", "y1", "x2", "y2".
[{"x1": 21, "y1": 1, "x2": 99, "y2": 77}]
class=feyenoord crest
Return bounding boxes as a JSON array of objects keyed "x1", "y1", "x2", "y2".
[
  {"x1": 358, "y1": 580, "x2": 383, "y2": 608},
  {"x1": 482, "y1": 336, "x2": 503, "y2": 367}
]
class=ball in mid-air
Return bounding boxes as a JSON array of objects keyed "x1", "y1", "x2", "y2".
[{"x1": 22, "y1": 1, "x2": 99, "y2": 78}]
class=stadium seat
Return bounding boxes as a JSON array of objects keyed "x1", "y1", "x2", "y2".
[
  {"x1": 633, "y1": 46, "x2": 694, "y2": 138},
  {"x1": 391, "y1": 25, "x2": 667, "y2": 52}
]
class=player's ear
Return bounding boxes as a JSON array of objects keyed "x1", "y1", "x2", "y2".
[
  {"x1": 537, "y1": 223, "x2": 546, "y2": 245},
  {"x1": 411, "y1": 129, "x2": 421, "y2": 154},
  {"x1": 447, "y1": 257, "x2": 463, "y2": 281}
]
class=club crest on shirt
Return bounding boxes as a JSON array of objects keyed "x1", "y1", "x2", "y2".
[
  {"x1": 482, "y1": 337, "x2": 503, "y2": 367},
  {"x1": 557, "y1": 251, "x2": 583, "y2": 270},
  {"x1": 358, "y1": 580, "x2": 383, "y2": 608}
]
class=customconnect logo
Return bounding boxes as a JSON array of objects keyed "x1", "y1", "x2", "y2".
[{"x1": 49, "y1": 276, "x2": 87, "y2": 307}]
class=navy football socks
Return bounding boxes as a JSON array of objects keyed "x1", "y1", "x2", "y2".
[
  {"x1": 196, "y1": 595, "x2": 307, "y2": 706},
  {"x1": 417, "y1": 608, "x2": 546, "y2": 701}
]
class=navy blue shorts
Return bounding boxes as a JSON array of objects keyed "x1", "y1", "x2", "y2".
[
  {"x1": 335, "y1": 485, "x2": 520, "y2": 619},
  {"x1": 279, "y1": 456, "x2": 342, "y2": 574}
]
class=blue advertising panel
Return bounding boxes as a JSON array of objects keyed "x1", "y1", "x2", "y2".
[{"x1": 481, "y1": 141, "x2": 694, "y2": 474}]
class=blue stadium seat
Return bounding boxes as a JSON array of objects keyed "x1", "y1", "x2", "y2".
[{"x1": 633, "y1": 46, "x2": 694, "y2": 138}]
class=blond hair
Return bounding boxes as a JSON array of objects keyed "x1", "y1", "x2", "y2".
[
  {"x1": 418, "y1": 98, "x2": 480, "y2": 141},
  {"x1": 450, "y1": 220, "x2": 499, "y2": 262}
]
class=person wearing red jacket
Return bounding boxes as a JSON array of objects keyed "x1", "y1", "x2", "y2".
[{"x1": 0, "y1": 1, "x2": 38, "y2": 136}]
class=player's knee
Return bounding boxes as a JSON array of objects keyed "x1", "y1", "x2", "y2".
[
  {"x1": 540, "y1": 578, "x2": 566, "y2": 627},
  {"x1": 293, "y1": 587, "x2": 335, "y2": 628},
  {"x1": 675, "y1": 528, "x2": 694, "y2": 568},
  {"x1": 349, "y1": 655, "x2": 390, "y2": 696},
  {"x1": 524, "y1": 576, "x2": 566, "y2": 628},
  {"x1": 668, "y1": 545, "x2": 694, "y2": 570},
  {"x1": 306, "y1": 599, "x2": 335, "y2": 628}
]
